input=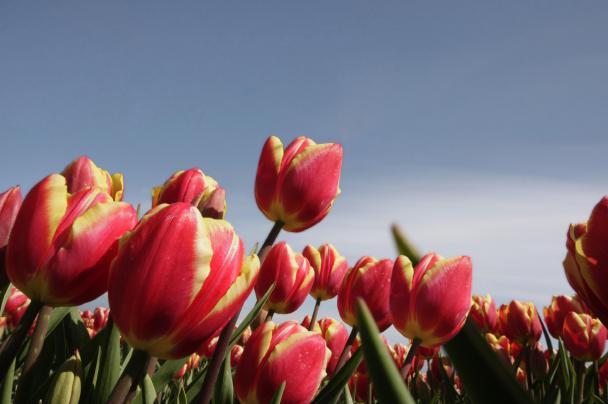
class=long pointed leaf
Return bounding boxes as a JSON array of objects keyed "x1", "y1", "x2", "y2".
[
  {"x1": 270, "y1": 382, "x2": 286, "y2": 404},
  {"x1": 142, "y1": 374, "x2": 157, "y2": 404},
  {"x1": 213, "y1": 354, "x2": 233, "y2": 404},
  {"x1": 229, "y1": 283, "x2": 275, "y2": 347},
  {"x1": 93, "y1": 318, "x2": 122, "y2": 403},
  {"x1": 0, "y1": 359, "x2": 15, "y2": 404},
  {"x1": 391, "y1": 224, "x2": 422, "y2": 266},
  {"x1": 312, "y1": 349, "x2": 363, "y2": 404}
]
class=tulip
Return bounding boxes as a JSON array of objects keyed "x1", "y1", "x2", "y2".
[
  {"x1": 543, "y1": 295, "x2": 588, "y2": 339},
  {"x1": 0, "y1": 186, "x2": 22, "y2": 286},
  {"x1": 497, "y1": 301, "x2": 542, "y2": 345},
  {"x1": 338, "y1": 256, "x2": 393, "y2": 332},
  {"x1": 562, "y1": 312, "x2": 607, "y2": 361},
  {"x1": 485, "y1": 333, "x2": 514, "y2": 365},
  {"x1": 303, "y1": 244, "x2": 348, "y2": 301},
  {"x1": 564, "y1": 197, "x2": 608, "y2": 326},
  {"x1": 470, "y1": 294, "x2": 498, "y2": 333},
  {"x1": 255, "y1": 136, "x2": 343, "y2": 232},
  {"x1": 4, "y1": 287, "x2": 30, "y2": 329},
  {"x1": 234, "y1": 321, "x2": 330, "y2": 404},
  {"x1": 108, "y1": 202, "x2": 259, "y2": 359},
  {"x1": 254, "y1": 242, "x2": 314, "y2": 315},
  {"x1": 44, "y1": 354, "x2": 82, "y2": 404},
  {"x1": 390, "y1": 253, "x2": 473, "y2": 347},
  {"x1": 230, "y1": 344, "x2": 244, "y2": 367},
  {"x1": 62, "y1": 156, "x2": 124, "y2": 201},
  {"x1": 310, "y1": 317, "x2": 349, "y2": 374},
  {"x1": 152, "y1": 167, "x2": 226, "y2": 219},
  {"x1": 6, "y1": 174, "x2": 137, "y2": 306},
  {"x1": 349, "y1": 371, "x2": 372, "y2": 403},
  {"x1": 392, "y1": 343, "x2": 423, "y2": 377}
]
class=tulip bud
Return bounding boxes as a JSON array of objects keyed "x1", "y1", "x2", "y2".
[
  {"x1": 45, "y1": 353, "x2": 82, "y2": 404},
  {"x1": 485, "y1": 333, "x2": 514, "y2": 365},
  {"x1": 392, "y1": 343, "x2": 423, "y2": 377},
  {"x1": 254, "y1": 242, "x2": 314, "y2": 314},
  {"x1": 564, "y1": 197, "x2": 608, "y2": 326},
  {"x1": 310, "y1": 317, "x2": 349, "y2": 374},
  {"x1": 562, "y1": 312, "x2": 607, "y2": 361},
  {"x1": 108, "y1": 203, "x2": 259, "y2": 359},
  {"x1": 4, "y1": 287, "x2": 30, "y2": 329},
  {"x1": 543, "y1": 295, "x2": 588, "y2": 339},
  {"x1": 152, "y1": 168, "x2": 226, "y2": 219},
  {"x1": 234, "y1": 321, "x2": 330, "y2": 404},
  {"x1": 497, "y1": 301, "x2": 542, "y2": 345},
  {"x1": 338, "y1": 256, "x2": 393, "y2": 331},
  {"x1": 62, "y1": 156, "x2": 124, "y2": 201},
  {"x1": 470, "y1": 294, "x2": 498, "y2": 333},
  {"x1": 0, "y1": 186, "x2": 22, "y2": 287},
  {"x1": 303, "y1": 244, "x2": 348, "y2": 301},
  {"x1": 93, "y1": 307, "x2": 110, "y2": 333},
  {"x1": 255, "y1": 136, "x2": 343, "y2": 232},
  {"x1": 6, "y1": 174, "x2": 137, "y2": 306},
  {"x1": 230, "y1": 344, "x2": 244, "y2": 367},
  {"x1": 390, "y1": 253, "x2": 473, "y2": 347}
]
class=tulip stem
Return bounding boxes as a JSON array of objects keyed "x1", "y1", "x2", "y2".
[
  {"x1": 400, "y1": 337, "x2": 421, "y2": 379},
  {"x1": 265, "y1": 309, "x2": 275, "y2": 322},
  {"x1": 107, "y1": 349, "x2": 150, "y2": 404},
  {"x1": 333, "y1": 326, "x2": 358, "y2": 375},
  {"x1": 308, "y1": 298, "x2": 322, "y2": 331},
  {"x1": 0, "y1": 299, "x2": 42, "y2": 377},
  {"x1": 23, "y1": 304, "x2": 53, "y2": 374},
  {"x1": 196, "y1": 221, "x2": 284, "y2": 404},
  {"x1": 574, "y1": 360, "x2": 585, "y2": 404}
]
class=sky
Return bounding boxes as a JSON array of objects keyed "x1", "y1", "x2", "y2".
[{"x1": 1, "y1": 2, "x2": 607, "y2": 341}]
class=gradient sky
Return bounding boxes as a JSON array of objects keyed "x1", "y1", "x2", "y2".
[{"x1": 2, "y1": 2, "x2": 607, "y2": 339}]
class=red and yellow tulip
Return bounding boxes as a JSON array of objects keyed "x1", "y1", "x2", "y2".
[
  {"x1": 255, "y1": 136, "x2": 343, "y2": 232},
  {"x1": 310, "y1": 317, "x2": 349, "y2": 375},
  {"x1": 497, "y1": 301, "x2": 542, "y2": 345},
  {"x1": 390, "y1": 253, "x2": 473, "y2": 347},
  {"x1": 6, "y1": 174, "x2": 137, "y2": 306},
  {"x1": 62, "y1": 156, "x2": 124, "y2": 201},
  {"x1": 543, "y1": 295, "x2": 588, "y2": 339},
  {"x1": 234, "y1": 321, "x2": 330, "y2": 404},
  {"x1": 108, "y1": 202, "x2": 259, "y2": 359},
  {"x1": 470, "y1": 294, "x2": 498, "y2": 333},
  {"x1": 303, "y1": 243, "x2": 348, "y2": 301},
  {"x1": 562, "y1": 312, "x2": 607, "y2": 362}
]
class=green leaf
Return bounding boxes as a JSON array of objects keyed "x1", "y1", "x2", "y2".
[
  {"x1": 356, "y1": 300, "x2": 415, "y2": 404},
  {"x1": 141, "y1": 374, "x2": 157, "y2": 404},
  {"x1": 0, "y1": 359, "x2": 15, "y2": 404},
  {"x1": 443, "y1": 318, "x2": 533, "y2": 404},
  {"x1": 342, "y1": 385, "x2": 354, "y2": 404},
  {"x1": 0, "y1": 284, "x2": 11, "y2": 315},
  {"x1": 93, "y1": 318, "x2": 122, "y2": 403},
  {"x1": 185, "y1": 364, "x2": 208, "y2": 402},
  {"x1": 391, "y1": 224, "x2": 421, "y2": 266},
  {"x1": 152, "y1": 358, "x2": 188, "y2": 392},
  {"x1": 229, "y1": 283, "x2": 275, "y2": 347},
  {"x1": 270, "y1": 382, "x2": 286, "y2": 404},
  {"x1": 213, "y1": 354, "x2": 233, "y2": 404},
  {"x1": 312, "y1": 349, "x2": 363, "y2": 404},
  {"x1": 177, "y1": 383, "x2": 188, "y2": 404},
  {"x1": 44, "y1": 307, "x2": 72, "y2": 337}
]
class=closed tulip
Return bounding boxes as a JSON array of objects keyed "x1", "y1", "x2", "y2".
[
  {"x1": 0, "y1": 186, "x2": 22, "y2": 286},
  {"x1": 234, "y1": 321, "x2": 330, "y2": 404},
  {"x1": 6, "y1": 174, "x2": 137, "y2": 306},
  {"x1": 152, "y1": 167, "x2": 226, "y2": 219},
  {"x1": 254, "y1": 241, "x2": 314, "y2": 314},
  {"x1": 485, "y1": 333, "x2": 514, "y2": 364},
  {"x1": 255, "y1": 136, "x2": 343, "y2": 232},
  {"x1": 562, "y1": 312, "x2": 607, "y2": 361},
  {"x1": 4, "y1": 287, "x2": 30, "y2": 329},
  {"x1": 497, "y1": 301, "x2": 542, "y2": 344},
  {"x1": 543, "y1": 295, "x2": 588, "y2": 339},
  {"x1": 62, "y1": 156, "x2": 124, "y2": 200},
  {"x1": 303, "y1": 243, "x2": 348, "y2": 301},
  {"x1": 338, "y1": 256, "x2": 393, "y2": 331},
  {"x1": 470, "y1": 294, "x2": 498, "y2": 333},
  {"x1": 108, "y1": 202, "x2": 259, "y2": 359},
  {"x1": 390, "y1": 253, "x2": 473, "y2": 347},
  {"x1": 311, "y1": 317, "x2": 349, "y2": 374},
  {"x1": 44, "y1": 354, "x2": 82, "y2": 404},
  {"x1": 564, "y1": 197, "x2": 608, "y2": 326}
]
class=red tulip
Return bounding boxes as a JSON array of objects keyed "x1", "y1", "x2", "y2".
[
  {"x1": 338, "y1": 256, "x2": 393, "y2": 331},
  {"x1": 254, "y1": 242, "x2": 314, "y2": 314},
  {"x1": 234, "y1": 321, "x2": 330, "y2": 404},
  {"x1": 392, "y1": 343, "x2": 424, "y2": 376},
  {"x1": 310, "y1": 317, "x2": 349, "y2": 374},
  {"x1": 485, "y1": 333, "x2": 514, "y2": 364},
  {"x1": 62, "y1": 156, "x2": 124, "y2": 200},
  {"x1": 562, "y1": 312, "x2": 607, "y2": 361},
  {"x1": 390, "y1": 253, "x2": 472, "y2": 347},
  {"x1": 497, "y1": 301, "x2": 542, "y2": 344},
  {"x1": 230, "y1": 344, "x2": 244, "y2": 367},
  {"x1": 4, "y1": 287, "x2": 30, "y2": 329},
  {"x1": 470, "y1": 294, "x2": 498, "y2": 333},
  {"x1": 152, "y1": 167, "x2": 226, "y2": 219},
  {"x1": 0, "y1": 186, "x2": 22, "y2": 285},
  {"x1": 303, "y1": 244, "x2": 348, "y2": 301},
  {"x1": 564, "y1": 197, "x2": 608, "y2": 326},
  {"x1": 108, "y1": 202, "x2": 260, "y2": 359},
  {"x1": 543, "y1": 295, "x2": 588, "y2": 339},
  {"x1": 6, "y1": 174, "x2": 137, "y2": 306},
  {"x1": 255, "y1": 136, "x2": 343, "y2": 232}
]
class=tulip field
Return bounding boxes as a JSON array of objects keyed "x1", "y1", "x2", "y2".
[{"x1": 1, "y1": 135, "x2": 608, "y2": 404}]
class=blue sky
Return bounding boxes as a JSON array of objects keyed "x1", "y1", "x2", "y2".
[{"x1": 1, "y1": 2, "x2": 607, "y2": 339}]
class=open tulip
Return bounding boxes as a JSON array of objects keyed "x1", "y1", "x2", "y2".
[
  {"x1": 234, "y1": 320, "x2": 330, "y2": 404},
  {"x1": 255, "y1": 135, "x2": 343, "y2": 232},
  {"x1": 338, "y1": 256, "x2": 393, "y2": 331},
  {"x1": 497, "y1": 301, "x2": 542, "y2": 345},
  {"x1": 310, "y1": 317, "x2": 349, "y2": 374},
  {"x1": 254, "y1": 241, "x2": 314, "y2": 315},
  {"x1": 470, "y1": 294, "x2": 498, "y2": 333},
  {"x1": 152, "y1": 167, "x2": 226, "y2": 219},
  {"x1": 6, "y1": 174, "x2": 137, "y2": 306},
  {"x1": 390, "y1": 253, "x2": 472, "y2": 347},
  {"x1": 562, "y1": 312, "x2": 607, "y2": 361},
  {"x1": 108, "y1": 202, "x2": 259, "y2": 359},
  {"x1": 62, "y1": 156, "x2": 124, "y2": 201},
  {"x1": 564, "y1": 197, "x2": 608, "y2": 326},
  {"x1": 0, "y1": 186, "x2": 22, "y2": 286},
  {"x1": 303, "y1": 243, "x2": 348, "y2": 301},
  {"x1": 543, "y1": 295, "x2": 588, "y2": 339}
]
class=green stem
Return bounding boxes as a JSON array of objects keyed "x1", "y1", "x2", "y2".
[
  {"x1": 265, "y1": 309, "x2": 275, "y2": 323},
  {"x1": 22, "y1": 305, "x2": 53, "y2": 374},
  {"x1": 400, "y1": 337, "x2": 421, "y2": 379},
  {"x1": 574, "y1": 360, "x2": 585, "y2": 404},
  {"x1": 0, "y1": 299, "x2": 43, "y2": 377},
  {"x1": 107, "y1": 349, "x2": 151, "y2": 404},
  {"x1": 308, "y1": 298, "x2": 322, "y2": 331},
  {"x1": 333, "y1": 326, "x2": 358, "y2": 376}
]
